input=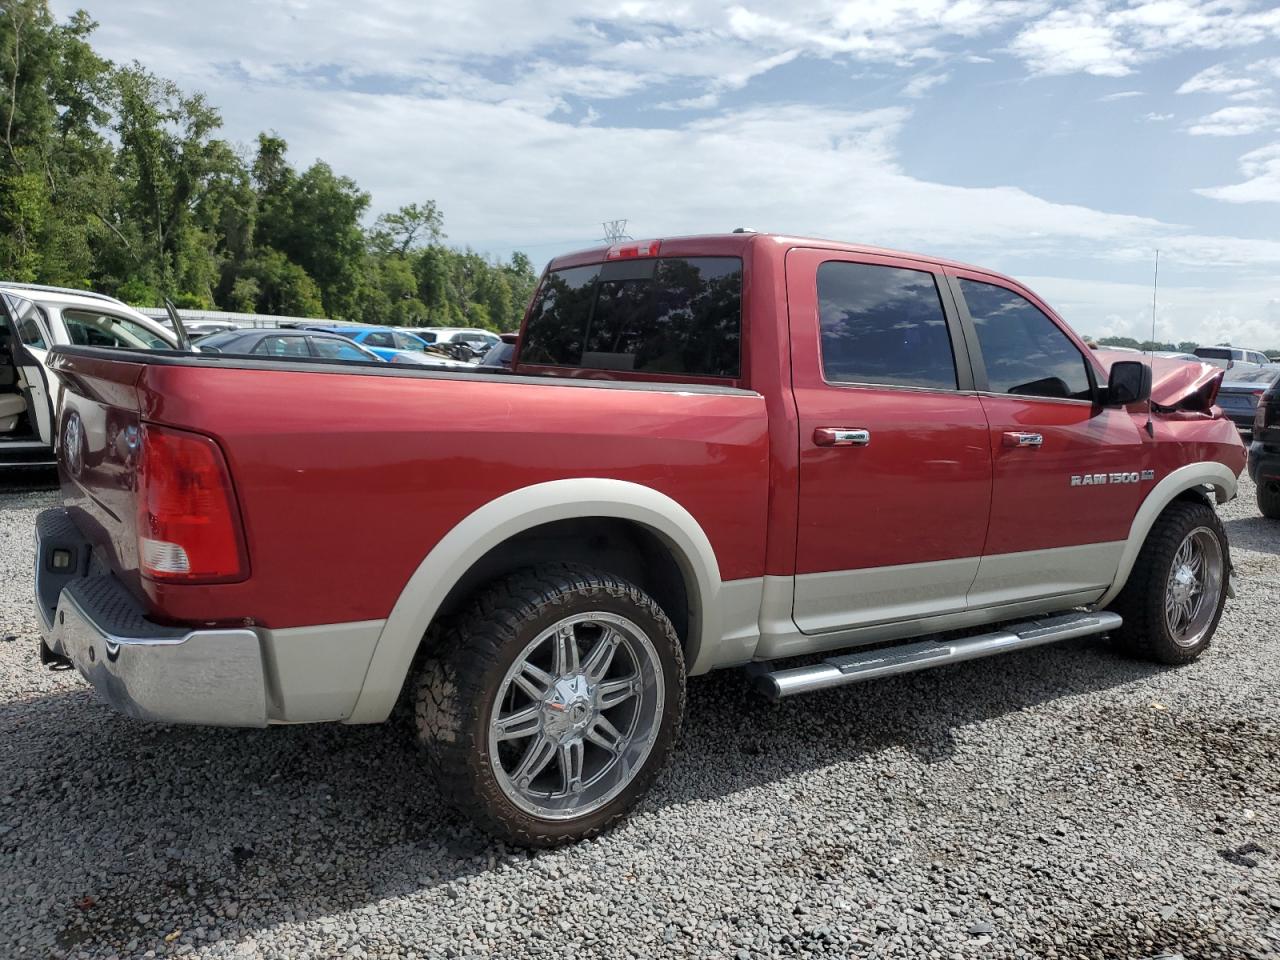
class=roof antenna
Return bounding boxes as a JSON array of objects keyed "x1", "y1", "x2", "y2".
[{"x1": 1145, "y1": 249, "x2": 1159, "y2": 438}]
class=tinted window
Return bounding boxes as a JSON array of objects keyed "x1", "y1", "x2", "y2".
[
  {"x1": 63, "y1": 309, "x2": 169, "y2": 350},
  {"x1": 522, "y1": 257, "x2": 742, "y2": 378},
  {"x1": 816, "y1": 262, "x2": 956, "y2": 390},
  {"x1": 961, "y1": 280, "x2": 1092, "y2": 401},
  {"x1": 1194, "y1": 348, "x2": 1232, "y2": 360},
  {"x1": 363, "y1": 331, "x2": 395, "y2": 348},
  {"x1": 312, "y1": 337, "x2": 372, "y2": 361},
  {"x1": 251, "y1": 335, "x2": 310, "y2": 357},
  {"x1": 194, "y1": 331, "x2": 240, "y2": 351}
]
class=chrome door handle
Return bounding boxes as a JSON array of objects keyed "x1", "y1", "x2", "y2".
[
  {"x1": 814, "y1": 427, "x2": 871, "y2": 447},
  {"x1": 1003, "y1": 431, "x2": 1043, "y2": 448}
]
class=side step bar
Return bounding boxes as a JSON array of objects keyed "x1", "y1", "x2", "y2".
[{"x1": 752, "y1": 610, "x2": 1123, "y2": 700}]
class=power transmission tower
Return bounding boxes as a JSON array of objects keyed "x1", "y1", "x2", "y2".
[{"x1": 601, "y1": 219, "x2": 632, "y2": 243}]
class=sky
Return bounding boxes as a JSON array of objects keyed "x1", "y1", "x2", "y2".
[{"x1": 58, "y1": 0, "x2": 1280, "y2": 345}]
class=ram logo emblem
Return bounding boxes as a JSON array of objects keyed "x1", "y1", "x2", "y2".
[{"x1": 1070, "y1": 469, "x2": 1156, "y2": 487}]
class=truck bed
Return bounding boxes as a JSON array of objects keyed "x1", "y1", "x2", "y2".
[{"x1": 50, "y1": 346, "x2": 771, "y2": 630}]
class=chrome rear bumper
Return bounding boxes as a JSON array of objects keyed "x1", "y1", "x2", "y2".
[{"x1": 34, "y1": 508, "x2": 268, "y2": 726}]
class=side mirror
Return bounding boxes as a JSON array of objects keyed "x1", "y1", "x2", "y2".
[{"x1": 1107, "y1": 360, "x2": 1152, "y2": 406}]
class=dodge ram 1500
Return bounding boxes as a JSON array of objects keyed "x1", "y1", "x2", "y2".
[{"x1": 32, "y1": 232, "x2": 1246, "y2": 844}]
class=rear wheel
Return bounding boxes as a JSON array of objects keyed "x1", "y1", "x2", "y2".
[
  {"x1": 1258, "y1": 478, "x2": 1280, "y2": 520},
  {"x1": 1109, "y1": 500, "x2": 1229, "y2": 664},
  {"x1": 416, "y1": 564, "x2": 685, "y2": 846}
]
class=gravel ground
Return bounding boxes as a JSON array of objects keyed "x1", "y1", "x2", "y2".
[{"x1": 1, "y1": 468, "x2": 1277, "y2": 960}]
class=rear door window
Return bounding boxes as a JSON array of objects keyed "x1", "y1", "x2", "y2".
[
  {"x1": 522, "y1": 257, "x2": 742, "y2": 378},
  {"x1": 363, "y1": 331, "x2": 395, "y2": 348},
  {"x1": 960, "y1": 280, "x2": 1092, "y2": 401},
  {"x1": 816, "y1": 261, "x2": 957, "y2": 390}
]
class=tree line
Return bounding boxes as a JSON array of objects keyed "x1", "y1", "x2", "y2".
[
  {"x1": 0, "y1": 1, "x2": 538, "y2": 330},
  {"x1": 1093, "y1": 336, "x2": 1280, "y2": 356}
]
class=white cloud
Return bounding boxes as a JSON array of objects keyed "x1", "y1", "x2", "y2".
[
  {"x1": 1143, "y1": 111, "x2": 1173, "y2": 121},
  {"x1": 1177, "y1": 63, "x2": 1261, "y2": 96},
  {"x1": 1009, "y1": 7, "x2": 1138, "y2": 77},
  {"x1": 1187, "y1": 105, "x2": 1280, "y2": 136},
  {"x1": 1010, "y1": 1, "x2": 1280, "y2": 79},
  {"x1": 1023, "y1": 275, "x2": 1280, "y2": 347},
  {"x1": 1197, "y1": 142, "x2": 1280, "y2": 202},
  {"x1": 902, "y1": 72, "x2": 951, "y2": 98},
  {"x1": 1098, "y1": 89, "x2": 1144, "y2": 101}
]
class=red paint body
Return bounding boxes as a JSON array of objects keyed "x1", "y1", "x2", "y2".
[{"x1": 53, "y1": 234, "x2": 1247, "y2": 631}]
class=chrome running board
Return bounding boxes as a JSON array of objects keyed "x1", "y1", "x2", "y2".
[{"x1": 752, "y1": 610, "x2": 1123, "y2": 700}]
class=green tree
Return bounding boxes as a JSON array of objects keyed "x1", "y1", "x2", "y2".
[
  {"x1": 256, "y1": 152, "x2": 369, "y2": 318},
  {"x1": 0, "y1": 1, "x2": 111, "y2": 284}
]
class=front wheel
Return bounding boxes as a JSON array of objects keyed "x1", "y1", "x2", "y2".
[
  {"x1": 1108, "y1": 499, "x2": 1229, "y2": 664},
  {"x1": 416, "y1": 564, "x2": 685, "y2": 846}
]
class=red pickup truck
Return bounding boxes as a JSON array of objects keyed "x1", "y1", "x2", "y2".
[{"x1": 33, "y1": 232, "x2": 1246, "y2": 845}]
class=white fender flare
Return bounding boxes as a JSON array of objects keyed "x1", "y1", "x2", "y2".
[
  {"x1": 346, "y1": 478, "x2": 724, "y2": 723},
  {"x1": 1096, "y1": 461, "x2": 1238, "y2": 608}
]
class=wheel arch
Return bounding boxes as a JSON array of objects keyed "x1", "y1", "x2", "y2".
[
  {"x1": 346, "y1": 478, "x2": 725, "y2": 724},
  {"x1": 1097, "y1": 460, "x2": 1238, "y2": 608}
]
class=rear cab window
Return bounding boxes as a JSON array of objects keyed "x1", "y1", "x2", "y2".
[{"x1": 520, "y1": 256, "x2": 743, "y2": 381}]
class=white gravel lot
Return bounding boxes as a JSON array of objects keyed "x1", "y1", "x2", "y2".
[{"x1": 1, "y1": 468, "x2": 1277, "y2": 960}]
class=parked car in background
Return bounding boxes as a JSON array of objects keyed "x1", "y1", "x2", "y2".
[
  {"x1": 36, "y1": 231, "x2": 1246, "y2": 845},
  {"x1": 1194, "y1": 346, "x2": 1273, "y2": 368},
  {"x1": 1217, "y1": 364, "x2": 1280, "y2": 435},
  {"x1": 194, "y1": 328, "x2": 384, "y2": 362},
  {"x1": 415, "y1": 327, "x2": 501, "y2": 361},
  {"x1": 300, "y1": 325, "x2": 471, "y2": 367},
  {"x1": 1249, "y1": 375, "x2": 1280, "y2": 518},
  {"x1": 0, "y1": 282, "x2": 177, "y2": 465},
  {"x1": 478, "y1": 333, "x2": 518, "y2": 371},
  {"x1": 178, "y1": 320, "x2": 239, "y2": 339},
  {"x1": 1152, "y1": 351, "x2": 1200, "y2": 362}
]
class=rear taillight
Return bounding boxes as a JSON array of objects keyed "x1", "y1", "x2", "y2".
[
  {"x1": 136, "y1": 424, "x2": 248, "y2": 583},
  {"x1": 1255, "y1": 405, "x2": 1267, "y2": 433}
]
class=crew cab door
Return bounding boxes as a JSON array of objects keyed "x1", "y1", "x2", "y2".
[
  {"x1": 947, "y1": 272, "x2": 1148, "y2": 607},
  {"x1": 786, "y1": 249, "x2": 992, "y2": 636}
]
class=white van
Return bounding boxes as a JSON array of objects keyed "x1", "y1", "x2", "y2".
[{"x1": 0, "y1": 284, "x2": 177, "y2": 465}]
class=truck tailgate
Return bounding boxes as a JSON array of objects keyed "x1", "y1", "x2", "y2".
[{"x1": 54, "y1": 352, "x2": 151, "y2": 599}]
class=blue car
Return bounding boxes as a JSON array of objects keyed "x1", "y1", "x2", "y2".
[{"x1": 305, "y1": 326, "x2": 431, "y2": 361}]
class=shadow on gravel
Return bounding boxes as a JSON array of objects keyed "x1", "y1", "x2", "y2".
[
  {"x1": 1, "y1": 635, "x2": 1178, "y2": 954},
  {"x1": 1223, "y1": 515, "x2": 1280, "y2": 558},
  {"x1": 0, "y1": 465, "x2": 58, "y2": 493}
]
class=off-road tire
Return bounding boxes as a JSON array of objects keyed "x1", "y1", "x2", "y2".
[
  {"x1": 415, "y1": 563, "x2": 685, "y2": 846},
  {"x1": 1108, "y1": 499, "x2": 1229, "y2": 665},
  {"x1": 1258, "y1": 478, "x2": 1280, "y2": 520}
]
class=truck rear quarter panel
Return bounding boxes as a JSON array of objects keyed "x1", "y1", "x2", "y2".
[{"x1": 132, "y1": 363, "x2": 771, "y2": 629}]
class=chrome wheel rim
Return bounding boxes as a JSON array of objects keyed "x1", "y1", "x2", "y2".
[
  {"x1": 488, "y1": 612, "x2": 664, "y2": 820},
  {"x1": 1164, "y1": 526, "x2": 1224, "y2": 648}
]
